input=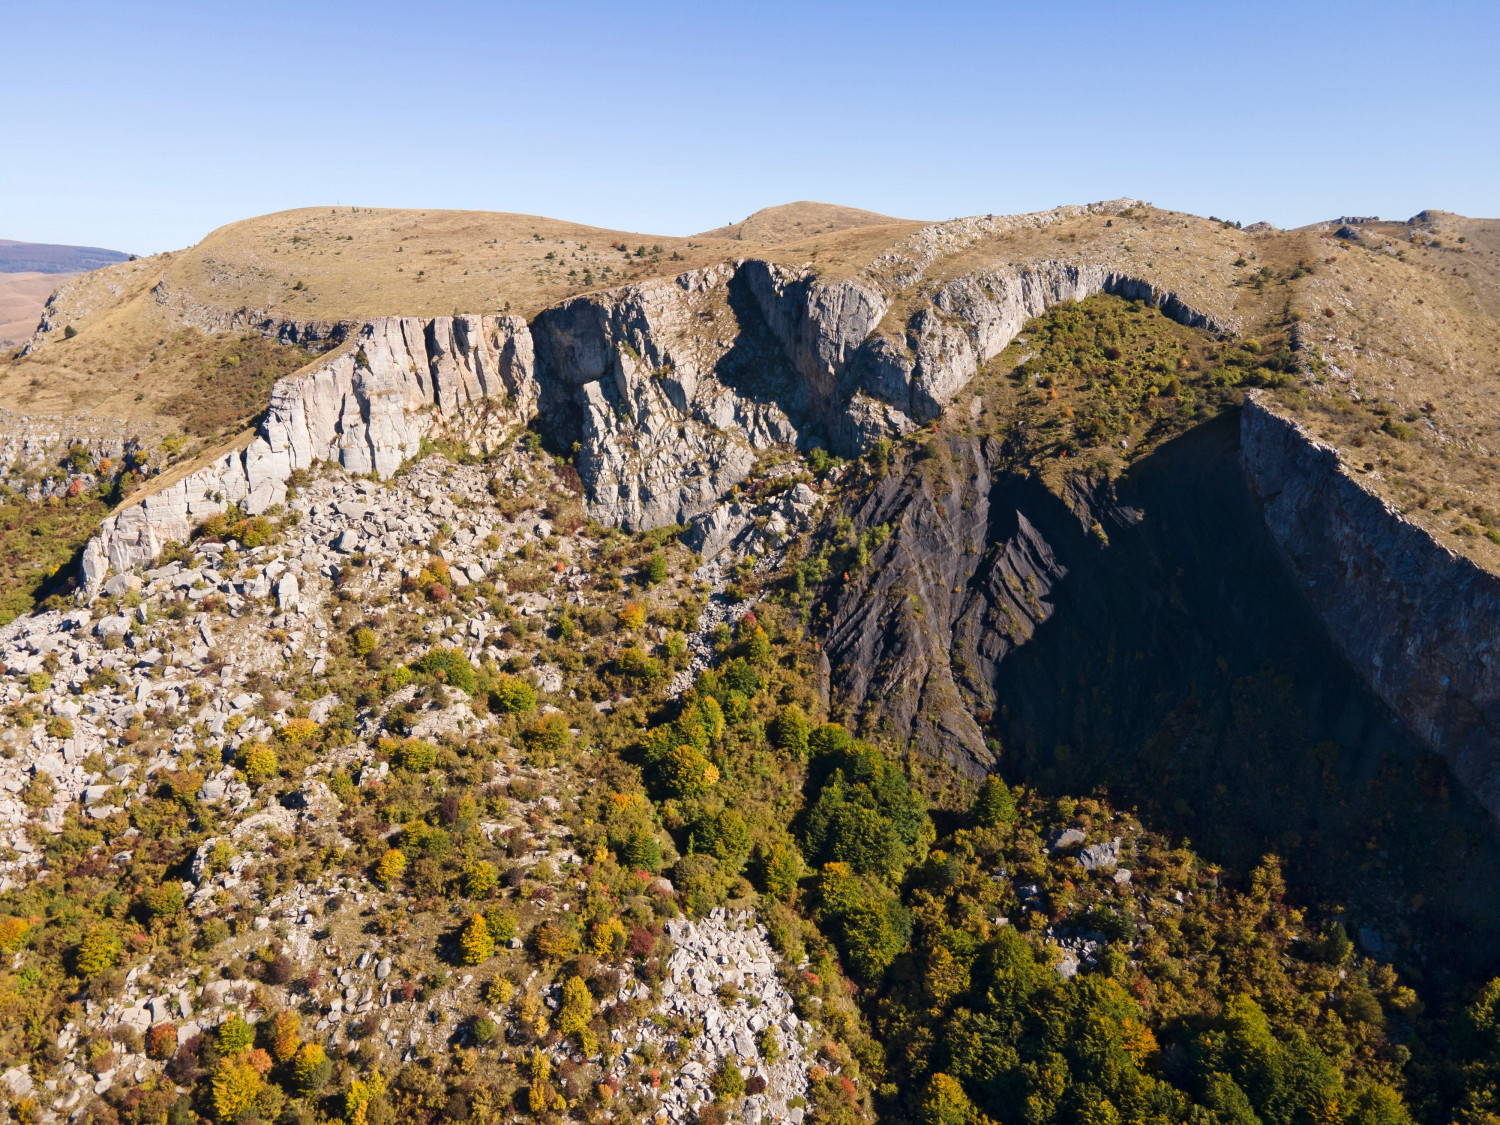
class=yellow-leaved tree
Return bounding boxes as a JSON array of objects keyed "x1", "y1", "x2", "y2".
[{"x1": 460, "y1": 913, "x2": 495, "y2": 964}]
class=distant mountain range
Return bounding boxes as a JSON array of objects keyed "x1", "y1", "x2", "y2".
[{"x1": 0, "y1": 238, "x2": 130, "y2": 274}]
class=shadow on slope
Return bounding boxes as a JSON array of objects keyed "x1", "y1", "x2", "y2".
[{"x1": 991, "y1": 410, "x2": 1500, "y2": 982}]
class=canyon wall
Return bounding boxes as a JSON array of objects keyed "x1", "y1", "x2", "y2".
[{"x1": 1241, "y1": 392, "x2": 1500, "y2": 820}]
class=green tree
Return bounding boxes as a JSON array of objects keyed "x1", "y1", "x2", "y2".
[
  {"x1": 918, "y1": 1073, "x2": 976, "y2": 1125},
  {"x1": 463, "y1": 861, "x2": 498, "y2": 898},
  {"x1": 292, "y1": 1042, "x2": 332, "y2": 1093},
  {"x1": 803, "y1": 739, "x2": 928, "y2": 883},
  {"x1": 753, "y1": 839, "x2": 803, "y2": 900},
  {"x1": 217, "y1": 1014, "x2": 254, "y2": 1055},
  {"x1": 76, "y1": 926, "x2": 120, "y2": 977},
  {"x1": 814, "y1": 862, "x2": 910, "y2": 985},
  {"x1": 691, "y1": 808, "x2": 751, "y2": 869},
  {"x1": 973, "y1": 776, "x2": 1017, "y2": 826},
  {"x1": 771, "y1": 704, "x2": 810, "y2": 759}
]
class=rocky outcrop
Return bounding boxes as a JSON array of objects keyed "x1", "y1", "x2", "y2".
[
  {"x1": 149, "y1": 280, "x2": 354, "y2": 348},
  {"x1": 818, "y1": 440, "x2": 1112, "y2": 776},
  {"x1": 531, "y1": 266, "x2": 802, "y2": 530},
  {"x1": 81, "y1": 253, "x2": 1231, "y2": 592},
  {"x1": 81, "y1": 314, "x2": 536, "y2": 591},
  {"x1": 1242, "y1": 392, "x2": 1500, "y2": 821},
  {"x1": 827, "y1": 262, "x2": 1239, "y2": 453}
]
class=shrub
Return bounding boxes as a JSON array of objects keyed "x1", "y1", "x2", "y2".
[
  {"x1": 291, "y1": 1041, "x2": 332, "y2": 1093},
  {"x1": 46, "y1": 716, "x2": 73, "y2": 739},
  {"x1": 590, "y1": 918, "x2": 627, "y2": 957},
  {"x1": 352, "y1": 626, "x2": 378, "y2": 656},
  {"x1": 618, "y1": 646, "x2": 663, "y2": 681},
  {"x1": 236, "y1": 742, "x2": 278, "y2": 785},
  {"x1": 144, "y1": 883, "x2": 184, "y2": 918},
  {"x1": 710, "y1": 1057, "x2": 746, "y2": 1101},
  {"x1": 463, "y1": 861, "x2": 498, "y2": 898},
  {"x1": 460, "y1": 914, "x2": 495, "y2": 964},
  {"x1": 217, "y1": 1014, "x2": 254, "y2": 1055},
  {"x1": 76, "y1": 927, "x2": 120, "y2": 977},
  {"x1": 484, "y1": 908, "x2": 518, "y2": 944},
  {"x1": 661, "y1": 744, "x2": 718, "y2": 799},
  {"x1": 146, "y1": 1022, "x2": 177, "y2": 1060},
  {"x1": 531, "y1": 920, "x2": 581, "y2": 962},
  {"x1": 376, "y1": 848, "x2": 407, "y2": 888},
  {"x1": 413, "y1": 646, "x2": 476, "y2": 694},
  {"x1": 523, "y1": 712, "x2": 572, "y2": 755},
  {"x1": 389, "y1": 738, "x2": 437, "y2": 772},
  {"x1": 619, "y1": 602, "x2": 646, "y2": 630},
  {"x1": 279, "y1": 717, "x2": 320, "y2": 746},
  {"x1": 491, "y1": 673, "x2": 537, "y2": 714},
  {"x1": 24, "y1": 671, "x2": 50, "y2": 694},
  {"x1": 0, "y1": 917, "x2": 31, "y2": 952}
]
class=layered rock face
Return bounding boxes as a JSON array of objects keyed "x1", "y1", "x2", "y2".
[
  {"x1": 82, "y1": 253, "x2": 1228, "y2": 589},
  {"x1": 819, "y1": 442, "x2": 1129, "y2": 776},
  {"x1": 1242, "y1": 393, "x2": 1500, "y2": 821},
  {"x1": 530, "y1": 266, "x2": 802, "y2": 530},
  {"x1": 82, "y1": 314, "x2": 533, "y2": 590}
]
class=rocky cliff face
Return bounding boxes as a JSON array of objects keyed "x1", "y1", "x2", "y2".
[
  {"x1": 1241, "y1": 393, "x2": 1500, "y2": 821},
  {"x1": 530, "y1": 266, "x2": 803, "y2": 531},
  {"x1": 81, "y1": 255, "x2": 1232, "y2": 590},
  {"x1": 818, "y1": 442, "x2": 1135, "y2": 777},
  {"x1": 81, "y1": 314, "x2": 534, "y2": 591}
]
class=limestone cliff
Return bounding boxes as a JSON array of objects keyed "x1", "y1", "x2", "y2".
[
  {"x1": 81, "y1": 314, "x2": 533, "y2": 590},
  {"x1": 80, "y1": 255, "x2": 1231, "y2": 590},
  {"x1": 1241, "y1": 392, "x2": 1500, "y2": 821}
]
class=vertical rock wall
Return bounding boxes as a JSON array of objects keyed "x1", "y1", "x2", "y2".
[
  {"x1": 79, "y1": 257, "x2": 1228, "y2": 594},
  {"x1": 81, "y1": 314, "x2": 534, "y2": 590},
  {"x1": 1241, "y1": 392, "x2": 1500, "y2": 820}
]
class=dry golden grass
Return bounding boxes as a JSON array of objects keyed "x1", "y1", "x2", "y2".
[
  {"x1": 0, "y1": 272, "x2": 73, "y2": 348},
  {"x1": 696, "y1": 200, "x2": 913, "y2": 242}
]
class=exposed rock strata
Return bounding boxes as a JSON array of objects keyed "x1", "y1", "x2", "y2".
[
  {"x1": 81, "y1": 257, "x2": 1225, "y2": 590},
  {"x1": 1241, "y1": 392, "x2": 1500, "y2": 820},
  {"x1": 530, "y1": 266, "x2": 801, "y2": 530},
  {"x1": 82, "y1": 314, "x2": 533, "y2": 590}
]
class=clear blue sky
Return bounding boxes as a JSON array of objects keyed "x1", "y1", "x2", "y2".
[{"x1": 4, "y1": 0, "x2": 1496, "y2": 255}]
